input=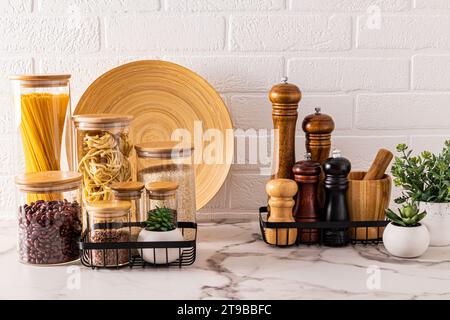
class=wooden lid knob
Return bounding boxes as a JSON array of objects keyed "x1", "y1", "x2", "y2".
[
  {"x1": 266, "y1": 178, "x2": 298, "y2": 198},
  {"x1": 269, "y1": 77, "x2": 301, "y2": 105},
  {"x1": 293, "y1": 159, "x2": 321, "y2": 177},
  {"x1": 302, "y1": 107, "x2": 335, "y2": 134}
]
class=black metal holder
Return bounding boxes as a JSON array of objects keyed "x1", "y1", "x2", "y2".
[
  {"x1": 259, "y1": 207, "x2": 388, "y2": 247},
  {"x1": 79, "y1": 221, "x2": 197, "y2": 269}
]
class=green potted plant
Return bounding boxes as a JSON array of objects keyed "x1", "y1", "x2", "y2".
[
  {"x1": 383, "y1": 202, "x2": 429, "y2": 258},
  {"x1": 138, "y1": 206, "x2": 184, "y2": 264},
  {"x1": 391, "y1": 141, "x2": 450, "y2": 246}
]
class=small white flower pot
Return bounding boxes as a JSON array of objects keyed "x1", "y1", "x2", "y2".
[
  {"x1": 419, "y1": 202, "x2": 450, "y2": 246},
  {"x1": 138, "y1": 228, "x2": 184, "y2": 264},
  {"x1": 383, "y1": 223, "x2": 430, "y2": 258}
]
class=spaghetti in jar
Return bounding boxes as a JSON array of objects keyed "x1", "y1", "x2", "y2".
[
  {"x1": 73, "y1": 114, "x2": 133, "y2": 204},
  {"x1": 9, "y1": 74, "x2": 73, "y2": 173}
]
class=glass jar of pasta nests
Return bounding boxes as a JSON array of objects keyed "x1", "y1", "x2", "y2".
[
  {"x1": 73, "y1": 114, "x2": 134, "y2": 204},
  {"x1": 135, "y1": 141, "x2": 196, "y2": 240},
  {"x1": 9, "y1": 74, "x2": 73, "y2": 173}
]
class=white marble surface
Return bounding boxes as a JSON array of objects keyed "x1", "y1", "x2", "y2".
[{"x1": 1, "y1": 216, "x2": 450, "y2": 300}]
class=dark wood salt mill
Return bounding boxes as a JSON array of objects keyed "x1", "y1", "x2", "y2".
[
  {"x1": 302, "y1": 108, "x2": 335, "y2": 209},
  {"x1": 293, "y1": 153, "x2": 321, "y2": 243},
  {"x1": 323, "y1": 149, "x2": 351, "y2": 247},
  {"x1": 269, "y1": 77, "x2": 301, "y2": 180}
]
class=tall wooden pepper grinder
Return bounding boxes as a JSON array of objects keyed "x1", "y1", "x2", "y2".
[
  {"x1": 302, "y1": 108, "x2": 335, "y2": 208},
  {"x1": 269, "y1": 77, "x2": 301, "y2": 180},
  {"x1": 293, "y1": 153, "x2": 321, "y2": 243},
  {"x1": 323, "y1": 149, "x2": 351, "y2": 247},
  {"x1": 265, "y1": 179, "x2": 298, "y2": 246}
]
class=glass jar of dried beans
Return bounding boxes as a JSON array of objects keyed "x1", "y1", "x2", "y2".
[{"x1": 15, "y1": 171, "x2": 83, "y2": 265}]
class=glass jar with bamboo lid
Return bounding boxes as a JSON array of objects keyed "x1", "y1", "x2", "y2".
[
  {"x1": 145, "y1": 181, "x2": 179, "y2": 225},
  {"x1": 73, "y1": 114, "x2": 134, "y2": 203},
  {"x1": 9, "y1": 74, "x2": 73, "y2": 173},
  {"x1": 111, "y1": 181, "x2": 144, "y2": 255},
  {"x1": 136, "y1": 141, "x2": 196, "y2": 240},
  {"x1": 86, "y1": 200, "x2": 131, "y2": 267},
  {"x1": 14, "y1": 171, "x2": 83, "y2": 265}
]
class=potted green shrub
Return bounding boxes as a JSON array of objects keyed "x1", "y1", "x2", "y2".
[
  {"x1": 391, "y1": 141, "x2": 450, "y2": 246},
  {"x1": 383, "y1": 203, "x2": 429, "y2": 258},
  {"x1": 138, "y1": 206, "x2": 184, "y2": 264}
]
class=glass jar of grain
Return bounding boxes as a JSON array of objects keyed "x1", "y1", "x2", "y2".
[
  {"x1": 86, "y1": 200, "x2": 131, "y2": 267},
  {"x1": 73, "y1": 114, "x2": 134, "y2": 203},
  {"x1": 135, "y1": 141, "x2": 196, "y2": 240},
  {"x1": 15, "y1": 171, "x2": 83, "y2": 265},
  {"x1": 9, "y1": 74, "x2": 73, "y2": 173},
  {"x1": 111, "y1": 181, "x2": 144, "y2": 255}
]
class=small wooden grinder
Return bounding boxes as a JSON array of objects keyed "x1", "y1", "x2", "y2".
[
  {"x1": 265, "y1": 179, "x2": 298, "y2": 246},
  {"x1": 302, "y1": 108, "x2": 335, "y2": 209},
  {"x1": 269, "y1": 77, "x2": 301, "y2": 180}
]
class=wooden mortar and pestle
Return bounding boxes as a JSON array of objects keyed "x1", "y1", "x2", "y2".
[{"x1": 347, "y1": 149, "x2": 393, "y2": 240}]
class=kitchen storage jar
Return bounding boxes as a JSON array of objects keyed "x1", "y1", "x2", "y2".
[
  {"x1": 86, "y1": 200, "x2": 131, "y2": 267},
  {"x1": 10, "y1": 74, "x2": 73, "y2": 173},
  {"x1": 135, "y1": 141, "x2": 196, "y2": 240},
  {"x1": 15, "y1": 171, "x2": 83, "y2": 265},
  {"x1": 73, "y1": 114, "x2": 134, "y2": 203},
  {"x1": 145, "y1": 181, "x2": 179, "y2": 225},
  {"x1": 111, "y1": 181, "x2": 144, "y2": 255}
]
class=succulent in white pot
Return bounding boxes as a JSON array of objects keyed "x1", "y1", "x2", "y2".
[
  {"x1": 391, "y1": 141, "x2": 450, "y2": 246},
  {"x1": 138, "y1": 207, "x2": 184, "y2": 264},
  {"x1": 383, "y1": 203, "x2": 429, "y2": 258}
]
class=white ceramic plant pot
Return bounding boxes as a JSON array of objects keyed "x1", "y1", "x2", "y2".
[
  {"x1": 138, "y1": 228, "x2": 184, "y2": 264},
  {"x1": 419, "y1": 202, "x2": 450, "y2": 246},
  {"x1": 383, "y1": 223, "x2": 429, "y2": 258}
]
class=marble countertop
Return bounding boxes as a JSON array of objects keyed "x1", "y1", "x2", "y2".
[{"x1": 1, "y1": 216, "x2": 450, "y2": 300}]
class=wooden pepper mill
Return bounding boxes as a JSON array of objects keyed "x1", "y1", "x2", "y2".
[
  {"x1": 323, "y1": 149, "x2": 351, "y2": 247},
  {"x1": 265, "y1": 179, "x2": 298, "y2": 246},
  {"x1": 293, "y1": 153, "x2": 321, "y2": 243},
  {"x1": 302, "y1": 108, "x2": 335, "y2": 209},
  {"x1": 269, "y1": 77, "x2": 301, "y2": 180}
]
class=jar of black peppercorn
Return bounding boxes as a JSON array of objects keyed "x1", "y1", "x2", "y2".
[{"x1": 15, "y1": 171, "x2": 83, "y2": 265}]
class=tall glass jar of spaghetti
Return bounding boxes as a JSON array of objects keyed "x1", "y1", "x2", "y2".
[
  {"x1": 9, "y1": 74, "x2": 73, "y2": 173},
  {"x1": 73, "y1": 114, "x2": 134, "y2": 204}
]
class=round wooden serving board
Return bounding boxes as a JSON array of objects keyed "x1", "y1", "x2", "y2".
[{"x1": 74, "y1": 60, "x2": 233, "y2": 210}]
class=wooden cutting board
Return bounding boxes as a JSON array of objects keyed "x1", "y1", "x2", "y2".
[{"x1": 74, "y1": 60, "x2": 233, "y2": 210}]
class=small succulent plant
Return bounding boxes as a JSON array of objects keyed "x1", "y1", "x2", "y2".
[
  {"x1": 385, "y1": 202, "x2": 427, "y2": 227},
  {"x1": 145, "y1": 206, "x2": 176, "y2": 232}
]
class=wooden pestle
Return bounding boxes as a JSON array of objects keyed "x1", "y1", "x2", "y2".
[
  {"x1": 265, "y1": 179, "x2": 298, "y2": 246},
  {"x1": 363, "y1": 149, "x2": 393, "y2": 180}
]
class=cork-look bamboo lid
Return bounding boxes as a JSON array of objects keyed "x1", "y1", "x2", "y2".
[
  {"x1": 135, "y1": 141, "x2": 194, "y2": 158},
  {"x1": 111, "y1": 181, "x2": 145, "y2": 193},
  {"x1": 302, "y1": 107, "x2": 335, "y2": 134},
  {"x1": 145, "y1": 181, "x2": 179, "y2": 193},
  {"x1": 15, "y1": 171, "x2": 82, "y2": 192},
  {"x1": 86, "y1": 200, "x2": 131, "y2": 218},
  {"x1": 73, "y1": 114, "x2": 133, "y2": 127},
  {"x1": 9, "y1": 74, "x2": 71, "y2": 88},
  {"x1": 269, "y1": 77, "x2": 302, "y2": 105}
]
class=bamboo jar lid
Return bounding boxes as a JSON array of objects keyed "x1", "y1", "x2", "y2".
[
  {"x1": 86, "y1": 200, "x2": 131, "y2": 218},
  {"x1": 15, "y1": 171, "x2": 82, "y2": 192},
  {"x1": 9, "y1": 74, "x2": 71, "y2": 88},
  {"x1": 111, "y1": 181, "x2": 145, "y2": 192},
  {"x1": 135, "y1": 141, "x2": 194, "y2": 158},
  {"x1": 145, "y1": 181, "x2": 179, "y2": 193},
  {"x1": 72, "y1": 114, "x2": 133, "y2": 129},
  {"x1": 302, "y1": 107, "x2": 335, "y2": 134}
]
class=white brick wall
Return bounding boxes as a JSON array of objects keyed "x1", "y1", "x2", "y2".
[{"x1": 0, "y1": 0, "x2": 449, "y2": 216}]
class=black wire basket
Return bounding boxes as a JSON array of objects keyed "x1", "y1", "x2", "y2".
[
  {"x1": 259, "y1": 207, "x2": 388, "y2": 247},
  {"x1": 79, "y1": 221, "x2": 197, "y2": 269}
]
